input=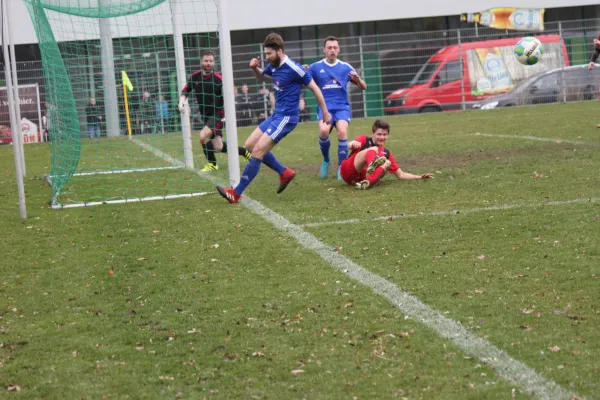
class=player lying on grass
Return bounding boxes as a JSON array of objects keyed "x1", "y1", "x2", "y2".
[{"x1": 339, "y1": 119, "x2": 434, "y2": 189}]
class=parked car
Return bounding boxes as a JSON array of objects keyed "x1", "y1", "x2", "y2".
[
  {"x1": 473, "y1": 64, "x2": 600, "y2": 109},
  {"x1": 384, "y1": 35, "x2": 570, "y2": 115}
]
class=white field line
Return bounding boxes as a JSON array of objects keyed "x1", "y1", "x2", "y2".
[
  {"x1": 51, "y1": 192, "x2": 211, "y2": 210},
  {"x1": 472, "y1": 132, "x2": 600, "y2": 146},
  {"x1": 72, "y1": 166, "x2": 182, "y2": 177},
  {"x1": 131, "y1": 138, "x2": 584, "y2": 400},
  {"x1": 301, "y1": 197, "x2": 600, "y2": 228}
]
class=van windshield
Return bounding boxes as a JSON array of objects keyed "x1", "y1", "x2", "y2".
[{"x1": 410, "y1": 62, "x2": 441, "y2": 86}]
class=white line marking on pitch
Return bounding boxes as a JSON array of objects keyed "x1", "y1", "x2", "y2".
[
  {"x1": 301, "y1": 197, "x2": 600, "y2": 228},
  {"x1": 472, "y1": 132, "x2": 600, "y2": 146},
  {"x1": 132, "y1": 138, "x2": 584, "y2": 400}
]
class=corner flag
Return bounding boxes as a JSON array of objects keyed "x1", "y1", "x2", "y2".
[{"x1": 121, "y1": 71, "x2": 133, "y2": 91}]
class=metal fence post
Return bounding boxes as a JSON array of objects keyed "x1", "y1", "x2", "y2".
[
  {"x1": 87, "y1": 43, "x2": 96, "y2": 99},
  {"x1": 155, "y1": 52, "x2": 164, "y2": 134},
  {"x1": 558, "y1": 21, "x2": 567, "y2": 104},
  {"x1": 457, "y1": 29, "x2": 466, "y2": 111},
  {"x1": 259, "y1": 44, "x2": 268, "y2": 117},
  {"x1": 358, "y1": 35, "x2": 367, "y2": 118},
  {"x1": 2, "y1": 1, "x2": 26, "y2": 218}
]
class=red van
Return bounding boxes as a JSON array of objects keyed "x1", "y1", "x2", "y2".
[{"x1": 383, "y1": 35, "x2": 570, "y2": 114}]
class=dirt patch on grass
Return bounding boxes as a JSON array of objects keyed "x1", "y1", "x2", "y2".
[{"x1": 288, "y1": 143, "x2": 581, "y2": 173}]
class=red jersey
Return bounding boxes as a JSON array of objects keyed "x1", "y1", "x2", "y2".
[{"x1": 349, "y1": 135, "x2": 400, "y2": 174}]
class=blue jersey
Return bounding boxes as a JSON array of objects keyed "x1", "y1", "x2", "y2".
[
  {"x1": 308, "y1": 59, "x2": 356, "y2": 111},
  {"x1": 263, "y1": 56, "x2": 312, "y2": 116}
]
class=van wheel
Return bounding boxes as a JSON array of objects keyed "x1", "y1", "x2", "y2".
[
  {"x1": 420, "y1": 105, "x2": 442, "y2": 113},
  {"x1": 583, "y1": 86, "x2": 595, "y2": 101}
]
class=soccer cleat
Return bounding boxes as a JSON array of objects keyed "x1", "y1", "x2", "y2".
[
  {"x1": 337, "y1": 166, "x2": 342, "y2": 180},
  {"x1": 277, "y1": 168, "x2": 296, "y2": 194},
  {"x1": 244, "y1": 149, "x2": 252, "y2": 161},
  {"x1": 201, "y1": 163, "x2": 218, "y2": 172},
  {"x1": 319, "y1": 161, "x2": 330, "y2": 178},
  {"x1": 355, "y1": 180, "x2": 370, "y2": 190},
  {"x1": 366, "y1": 156, "x2": 387, "y2": 175},
  {"x1": 216, "y1": 186, "x2": 240, "y2": 204}
]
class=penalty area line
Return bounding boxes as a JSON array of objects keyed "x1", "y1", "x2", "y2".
[
  {"x1": 300, "y1": 197, "x2": 600, "y2": 228},
  {"x1": 471, "y1": 132, "x2": 600, "y2": 146}
]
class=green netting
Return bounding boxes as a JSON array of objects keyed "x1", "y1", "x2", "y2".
[
  {"x1": 24, "y1": 0, "x2": 166, "y2": 18},
  {"x1": 26, "y1": 1, "x2": 81, "y2": 204},
  {"x1": 25, "y1": 0, "x2": 224, "y2": 207}
]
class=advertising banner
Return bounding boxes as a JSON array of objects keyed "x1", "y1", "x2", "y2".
[
  {"x1": 466, "y1": 41, "x2": 563, "y2": 96},
  {"x1": 0, "y1": 84, "x2": 43, "y2": 144},
  {"x1": 461, "y1": 8, "x2": 545, "y2": 31}
]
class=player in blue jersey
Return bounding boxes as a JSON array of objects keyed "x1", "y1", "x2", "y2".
[
  {"x1": 216, "y1": 33, "x2": 331, "y2": 204},
  {"x1": 308, "y1": 36, "x2": 367, "y2": 180}
]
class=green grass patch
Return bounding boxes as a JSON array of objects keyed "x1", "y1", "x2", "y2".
[{"x1": 1, "y1": 102, "x2": 599, "y2": 398}]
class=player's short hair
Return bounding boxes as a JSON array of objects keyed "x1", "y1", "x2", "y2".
[
  {"x1": 372, "y1": 119, "x2": 390, "y2": 133},
  {"x1": 201, "y1": 50, "x2": 215, "y2": 58},
  {"x1": 264, "y1": 33, "x2": 284, "y2": 52},
  {"x1": 323, "y1": 36, "x2": 339, "y2": 47}
]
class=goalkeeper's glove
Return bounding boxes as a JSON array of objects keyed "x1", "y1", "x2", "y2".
[{"x1": 178, "y1": 95, "x2": 189, "y2": 113}]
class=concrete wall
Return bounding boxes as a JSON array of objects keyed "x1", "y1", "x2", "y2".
[{"x1": 4, "y1": 0, "x2": 600, "y2": 46}]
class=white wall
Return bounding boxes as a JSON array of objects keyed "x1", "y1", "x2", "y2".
[
  {"x1": 5, "y1": 0, "x2": 600, "y2": 46},
  {"x1": 232, "y1": 0, "x2": 600, "y2": 30}
]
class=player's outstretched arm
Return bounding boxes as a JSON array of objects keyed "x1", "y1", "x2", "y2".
[
  {"x1": 179, "y1": 75, "x2": 194, "y2": 112},
  {"x1": 349, "y1": 71, "x2": 367, "y2": 91},
  {"x1": 306, "y1": 80, "x2": 331, "y2": 125},
  {"x1": 178, "y1": 95, "x2": 189, "y2": 113},
  {"x1": 394, "y1": 168, "x2": 434, "y2": 180},
  {"x1": 348, "y1": 140, "x2": 362, "y2": 151},
  {"x1": 250, "y1": 57, "x2": 272, "y2": 82},
  {"x1": 589, "y1": 40, "x2": 600, "y2": 70}
]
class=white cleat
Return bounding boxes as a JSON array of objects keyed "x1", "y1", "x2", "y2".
[
  {"x1": 355, "y1": 180, "x2": 370, "y2": 190},
  {"x1": 366, "y1": 156, "x2": 387, "y2": 175}
]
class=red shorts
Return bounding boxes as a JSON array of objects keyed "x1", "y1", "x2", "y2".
[{"x1": 340, "y1": 157, "x2": 366, "y2": 185}]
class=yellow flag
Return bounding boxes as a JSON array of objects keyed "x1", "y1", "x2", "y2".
[{"x1": 121, "y1": 71, "x2": 133, "y2": 91}]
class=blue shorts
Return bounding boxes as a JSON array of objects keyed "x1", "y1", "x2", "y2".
[
  {"x1": 259, "y1": 114, "x2": 299, "y2": 143},
  {"x1": 317, "y1": 108, "x2": 351, "y2": 125}
]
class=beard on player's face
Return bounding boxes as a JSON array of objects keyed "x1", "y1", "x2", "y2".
[
  {"x1": 269, "y1": 55, "x2": 281, "y2": 67},
  {"x1": 265, "y1": 49, "x2": 282, "y2": 67},
  {"x1": 202, "y1": 59, "x2": 214, "y2": 73}
]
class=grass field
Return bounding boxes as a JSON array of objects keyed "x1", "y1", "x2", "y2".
[{"x1": 1, "y1": 102, "x2": 600, "y2": 399}]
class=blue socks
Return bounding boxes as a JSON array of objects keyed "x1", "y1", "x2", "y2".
[
  {"x1": 338, "y1": 139, "x2": 348, "y2": 165},
  {"x1": 319, "y1": 137, "x2": 331, "y2": 163},
  {"x1": 234, "y1": 152, "x2": 287, "y2": 196},
  {"x1": 234, "y1": 157, "x2": 262, "y2": 195},
  {"x1": 262, "y1": 152, "x2": 286, "y2": 175},
  {"x1": 320, "y1": 136, "x2": 347, "y2": 165}
]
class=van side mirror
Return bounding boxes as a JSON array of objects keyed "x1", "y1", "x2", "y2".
[{"x1": 431, "y1": 76, "x2": 440, "y2": 88}]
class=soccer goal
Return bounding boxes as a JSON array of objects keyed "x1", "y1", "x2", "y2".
[{"x1": 24, "y1": 0, "x2": 240, "y2": 208}]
